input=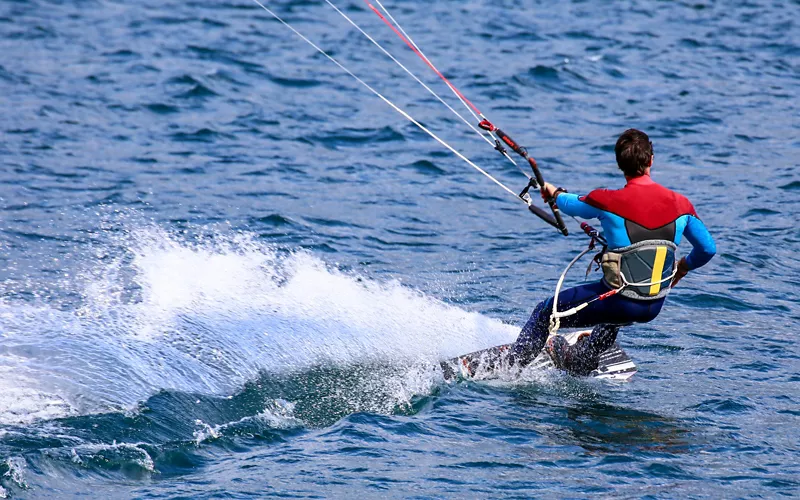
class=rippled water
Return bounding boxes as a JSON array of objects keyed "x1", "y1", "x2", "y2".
[{"x1": 1, "y1": 0, "x2": 799, "y2": 497}]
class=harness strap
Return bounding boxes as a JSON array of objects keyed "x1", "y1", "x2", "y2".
[{"x1": 619, "y1": 266, "x2": 678, "y2": 289}]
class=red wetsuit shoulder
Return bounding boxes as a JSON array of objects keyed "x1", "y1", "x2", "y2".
[{"x1": 579, "y1": 175, "x2": 697, "y2": 230}]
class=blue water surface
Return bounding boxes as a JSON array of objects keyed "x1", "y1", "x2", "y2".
[{"x1": 1, "y1": 0, "x2": 799, "y2": 497}]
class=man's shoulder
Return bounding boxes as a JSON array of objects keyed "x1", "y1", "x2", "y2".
[
  {"x1": 647, "y1": 181, "x2": 697, "y2": 217},
  {"x1": 586, "y1": 179, "x2": 695, "y2": 207},
  {"x1": 580, "y1": 178, "x2": 697, "y2": 228}
]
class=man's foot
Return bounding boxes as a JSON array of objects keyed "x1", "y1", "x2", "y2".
[{"x1": 545, "y1": 332, "x2": 593, "y2": 375}]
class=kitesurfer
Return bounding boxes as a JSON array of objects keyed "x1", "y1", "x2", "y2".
[{"x1": 511, "y1": 129, "x2": 716, "y2": 375}]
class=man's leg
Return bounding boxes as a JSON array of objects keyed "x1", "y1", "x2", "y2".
[
  {"x1": 512, "y1": 281, "x2": 665, "y2": 370},
  {"x1": 512, "y1": 299, "x2": 551, "y2": 365},
  {"x1": 512, "y1": 281, "x2": 612, "y2": 365},
  {"x1": 558, "y1": 324, "x2": 621, "y2": 376},
  {"x1": 564, "y1": 297, "x2": 665, "y2": 375}
]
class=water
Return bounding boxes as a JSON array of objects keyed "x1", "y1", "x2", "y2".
[{"x1": 1, "y1": 0, "x2": 798, "y2": 497}]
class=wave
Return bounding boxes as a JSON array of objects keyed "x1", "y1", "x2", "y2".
[{"x1": 0, "y1": 225, "x2": 518, "y2": 426}]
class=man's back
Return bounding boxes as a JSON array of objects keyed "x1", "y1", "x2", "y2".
[{"x1": 556, "y1": 175, "x2": 715, "y2": 270}]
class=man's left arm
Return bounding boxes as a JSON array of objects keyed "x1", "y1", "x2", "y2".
[{"x1": 541, "y1": 182, "x2": 604, "y2": 220}]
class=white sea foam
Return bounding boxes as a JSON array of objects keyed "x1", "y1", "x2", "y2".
[
  {"x1": 68, "y1": 442, "x2": 155, "y2": 473},
  {"x1": 0, "y1": 359, "x2": 78, "y2": 425},
  {"x1": 193, "y1": 399, "x2": 303, "y2": 445},
  {"x1": 0, "y1": 225, "x2": 518, "y2": 425},
  {"x1": 0, "y1": 457, "x2": 27, "y2": 497}
]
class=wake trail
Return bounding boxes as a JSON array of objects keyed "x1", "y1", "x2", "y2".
[{"x1": 0, "y1": 225, "x2": 518, "y2": 425}]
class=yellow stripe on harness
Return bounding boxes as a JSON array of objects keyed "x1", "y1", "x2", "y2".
[{"x1": 649, "y1": 246, "x2": 668, "y2": 295}]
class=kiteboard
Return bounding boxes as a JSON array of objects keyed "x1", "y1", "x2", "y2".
[{"x1": 440, "y1": 330, "x2": 637, "y2": 382}]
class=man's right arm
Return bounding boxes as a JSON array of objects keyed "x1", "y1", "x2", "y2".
[
  {"x1": 555, "y1": 193, "x2": 605, "y2": 220},
  {"x1": 683, "y1": 215, "x2": 716, "y2": 270},
  {"x1": 672, "y1": 215, "x2": 716, "y2": 288}
]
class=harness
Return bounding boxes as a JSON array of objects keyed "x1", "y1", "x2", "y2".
[
  {"x1": 600, "y1": 240, "x2": 678, "y2": 300},
  {"x1": 548, "y1": 228, "x2": 678, "y2": 336}
]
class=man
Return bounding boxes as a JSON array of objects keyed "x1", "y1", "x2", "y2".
[{"x1": 511, "y1": 129, "x2": 716, "y2": 375}]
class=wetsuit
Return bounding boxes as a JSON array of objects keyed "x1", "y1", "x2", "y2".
[{"x1": 512, "y1": 174, "x2": 716, "y2": 374}]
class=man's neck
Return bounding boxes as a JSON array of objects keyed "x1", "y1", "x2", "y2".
[{"x1": 625, "y1": 169, "x2": 652, "y2": 183}]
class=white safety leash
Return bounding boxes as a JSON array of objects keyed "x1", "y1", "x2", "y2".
[{"x1": 548, "y1": 245, "x2": 596, "y2": 336}]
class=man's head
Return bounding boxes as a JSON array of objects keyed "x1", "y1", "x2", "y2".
[{"x1": 615, "y1": 129, "x2": 653, "y2": 177}]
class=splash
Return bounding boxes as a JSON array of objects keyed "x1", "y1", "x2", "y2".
[
  {"x1": 67, "y1": 442, "x2": 155, "y2": 474},
  {"x1": 192, "y1": 399, "x2": 302, "y2": 445},
  {"x1": 0, "y1": 225, "x2": 518, "y2": 425},
  {"x1": 0, "y1": 457, "x2": 27, "y2": 498}
]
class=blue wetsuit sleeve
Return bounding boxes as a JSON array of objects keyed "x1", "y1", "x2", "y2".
[
  {"x1": 683, "y1": 215, "x2": 716, "y2": 270},
  {"x1": 556, "y1": 193, "x2": 604, "y2": 219}
]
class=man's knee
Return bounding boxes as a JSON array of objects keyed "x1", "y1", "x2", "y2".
[
  {"x1": 566, "y1": 325, "x2": 621, "y2": 376},
  {"x1": 513, "y1": 299, "x2": 553, "y2": 366},
  {"x1": 590, "y1": 324, "x2": 621, "y2": 354},
  {"x1": 531, "y1": 298, "x2": 552, "y2": 326}
]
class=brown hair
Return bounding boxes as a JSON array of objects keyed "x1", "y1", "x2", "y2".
[{"x1": 615, "y1": 129, "x2": 653, "y2": 177}]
